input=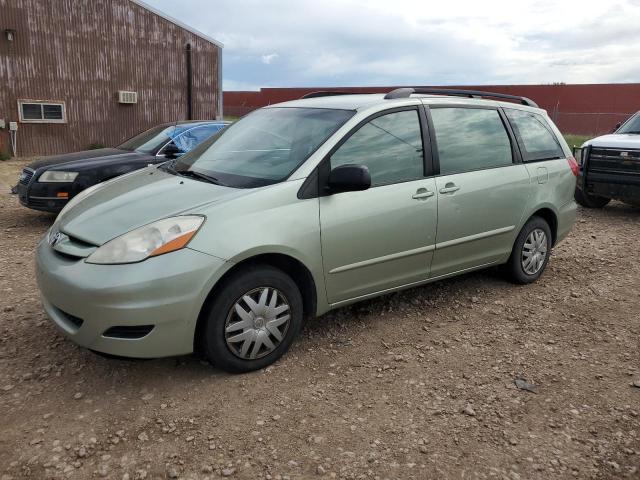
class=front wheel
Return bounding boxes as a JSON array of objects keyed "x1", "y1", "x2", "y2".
[
  {"x1": 506, "y1": 217, "x2": 552, "y2": 284},
  {"x1": 201, "y1": 265, "x2": 303, "y2": 373},
  {"x1": 574, "y1": 188, "x2": 610, "y2": 208}
]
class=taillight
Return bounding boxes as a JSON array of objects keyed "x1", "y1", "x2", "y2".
[{"x1": 567, "y1": 156, "x2": 579, "y2": 177}]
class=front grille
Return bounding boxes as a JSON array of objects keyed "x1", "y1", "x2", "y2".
[
  {"x1": 50, "y1": 232, "x2": 97, "y2": 260},
  {"x1": 102, "y1": 325, "x2": 155, "y2": 339},
  {"x1": 588, "y1": 148, "x2": 640, "y2": 176},
  {"x1": 19, "y1": 168, "x2": 35, "y2": 185}
]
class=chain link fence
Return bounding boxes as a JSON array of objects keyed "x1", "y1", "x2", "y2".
[{"x1": 223, "y1": 105, "x2": 256, "y2": 119}]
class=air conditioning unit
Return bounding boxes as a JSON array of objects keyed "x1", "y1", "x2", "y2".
[{"x1": 118, "y1": 91, "x2": 138, "y2": 104}]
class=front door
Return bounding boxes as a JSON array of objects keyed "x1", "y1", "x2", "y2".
[
  {"x1": 319, "y1": 108, "x2": 438, "y2": 304},
  {"x1": 428, "y1": 106, "x2": 531, "y2": 277}
]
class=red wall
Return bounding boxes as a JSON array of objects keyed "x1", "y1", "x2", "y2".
[{"x1": 224, "y1": 84, "x2": 640, "y2": 135}]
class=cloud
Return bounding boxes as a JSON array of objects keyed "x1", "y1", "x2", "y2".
[
  {"x1": 261, "y1": 53, "x2": 279, "y2": 65},
  {"x1": 146, "y1": 0, "x2": 640, "y2": 89}
]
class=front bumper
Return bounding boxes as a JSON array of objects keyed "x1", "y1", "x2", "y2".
[
  {"x1": 36, "y1": 239, "x2": 229, "y2": 358},
  {"x1": 18, "y1": 180, "x2": 73, "y2": 213},
  {"x1": 579, "y1": 173, "x2": 640, "y2": 202},
  {"x1": 579, "y1": 171, "x2": 640, "y2": 201}
]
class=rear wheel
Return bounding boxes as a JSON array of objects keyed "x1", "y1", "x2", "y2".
[
  {"x1": 506, "y1": 216, "x2": 552, "y2": 284},
  {"x1": 201, "y1": 265, "x2": 303, "y2": 373},
  {"x1": 574, "y1": 188, "x2": 610, "y2": 208}
]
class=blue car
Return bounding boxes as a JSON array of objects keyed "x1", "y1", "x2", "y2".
[{"x1": 16, "y1": 121, "x2": 229, "y2": 213}]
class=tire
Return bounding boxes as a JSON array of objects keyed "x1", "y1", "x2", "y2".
[
  {"x1": 506, "y1": 216, "x2": 552, "y2": 284},
  {"x1": 201, "y1": 265, "x2": 303, "y2": 373},
  {"x1": 574, "y1": 187, "x2": 610, "y2": 208}
]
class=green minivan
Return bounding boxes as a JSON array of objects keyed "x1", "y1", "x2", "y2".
[{"x1": 36, "y1": 88, "x2": 578, "y2": 373}]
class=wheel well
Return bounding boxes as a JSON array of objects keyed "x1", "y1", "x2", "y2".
[
  {"x1": 193, "y1": 253, "x2": 317, "y2": 353},
  {"x1": 532, "y1": 208, "x2": 558, "y2": 245}
]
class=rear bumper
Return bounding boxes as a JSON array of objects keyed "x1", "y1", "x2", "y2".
[{"x1": 36, "y1": 238, "x2": 230, "y2": 358}]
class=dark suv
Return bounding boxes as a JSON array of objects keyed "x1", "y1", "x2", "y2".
[{"x1": 574, "y1": 113, "x2": 640, "y2": 208}]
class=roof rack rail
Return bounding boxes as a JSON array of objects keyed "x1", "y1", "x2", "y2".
[
  {"x1": 383, "y1": 87, "x2": 539, "y2": 108},
  {"x1": 300, "y1": 91, "x2": 374, "y2": 99}
]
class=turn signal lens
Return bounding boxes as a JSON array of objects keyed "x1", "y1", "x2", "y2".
[
  {"x1": 567, "y1": 156, "x2": 579, "y2": 177},
  {"x1": 150, "y1": 230, "x2": 198, "y2": 257},
  {"x1": 56, "y1": 192, "x2": 69, "y2": 198}
]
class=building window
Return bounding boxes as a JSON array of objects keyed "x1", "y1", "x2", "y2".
[{"x1": 18, "y1": 100, "x2": 66, "y2": 123}]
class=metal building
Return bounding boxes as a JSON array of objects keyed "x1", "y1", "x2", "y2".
[{"x1": 0, "y1": 0, "x2": 223, "y2": 157}]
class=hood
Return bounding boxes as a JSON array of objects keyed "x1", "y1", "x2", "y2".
[
  {"x1": 57, "y1": 167, "x2": 247, "y2": 245},
  {"x1": 28, "y1": 148, "x2": 139, "y2": 170},
  {"x1": 584, "y1": 134, "x2": 640, "y2": 149}
]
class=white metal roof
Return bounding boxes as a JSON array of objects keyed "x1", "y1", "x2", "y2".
[{"x1": 129, "y1": 0, "x2": 224, "y2": 48}]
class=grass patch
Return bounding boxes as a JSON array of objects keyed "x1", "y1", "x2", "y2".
[{"x1": 563, "y1": 134, "x2": 591, "y2": 148}]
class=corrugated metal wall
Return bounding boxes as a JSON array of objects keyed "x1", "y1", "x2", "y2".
[
  {"x1": 224, "y1": 84, "x2": 640, "y2": 136},
  {"x1": 0, "y1": 0, "x2": 221, "y2": 156}
]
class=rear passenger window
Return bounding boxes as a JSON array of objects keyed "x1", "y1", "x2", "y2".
[
  {"x1": 330, "y1": 110, "x2": 424, "y2": 186},
  {"x1": 504, "y1": 109, "x2": 564, "y2": 161},
  {"x1": 430, "y1": 108, "x2": 512, "y2": 175}
]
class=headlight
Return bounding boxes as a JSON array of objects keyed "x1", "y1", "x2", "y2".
[
  {"x1": 38, "y1": 171, "x2": 79, "y2": 183},
  {"x1": 86, "y1": 216, "x2": 205, "y2": 264}
]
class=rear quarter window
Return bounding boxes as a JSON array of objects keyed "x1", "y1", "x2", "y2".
[{"x1": 505, "y1": 109, "x2": 564, "y2": 162}]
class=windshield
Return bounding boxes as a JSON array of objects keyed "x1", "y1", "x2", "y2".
[
  {"x1": 617, "y1": 114, "x2": 640, "y2": 134},
  {"x1": 173, "y1": 107, "x2": 354, "y2": 188}
]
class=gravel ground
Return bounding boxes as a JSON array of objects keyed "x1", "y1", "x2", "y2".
[{"x1": 0, "y1": 160, "x2": 639, "y2": 480}]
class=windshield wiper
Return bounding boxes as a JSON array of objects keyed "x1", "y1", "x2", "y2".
[
  {"x1": 159, "y1": 158, "x2": 177, "y2": 171},
  {"x1": 176, "y1": 169, "x2": 226, "y2": 186},
  {"x1": 622, "y1": 131, "x2": 640, "y2": 134}
]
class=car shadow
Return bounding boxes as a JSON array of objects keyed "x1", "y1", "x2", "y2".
[
  {"x1": 303, "y1": 266, "x2": 508, "y2": 337},
  {"x1": 61, "y1": 266, "x2": 512, "y2": 380}
]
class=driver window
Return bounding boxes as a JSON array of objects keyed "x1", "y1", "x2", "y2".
[{"x1": 330, "y1": 110, "x2": 424, "y2": 186}]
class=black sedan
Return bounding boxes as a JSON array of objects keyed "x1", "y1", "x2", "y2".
[{"x1": 16, "y1": 120, "x2": 228, "y2": 213}]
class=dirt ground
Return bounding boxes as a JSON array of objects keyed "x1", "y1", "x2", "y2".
[{"x1": 0, "y1": 159, "x2": 639, "y2": 480}]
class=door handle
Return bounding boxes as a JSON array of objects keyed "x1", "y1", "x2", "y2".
[
  {"x1": 439, "y1": 183, "x2": 460, "y2": 194},
  {"x1": 412, "y1": 188, "x2": 435, "y2": 200}
]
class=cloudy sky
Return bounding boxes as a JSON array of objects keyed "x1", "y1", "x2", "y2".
[{"x1": 146, "y1": 0, "x2": 640, "y2": 90}]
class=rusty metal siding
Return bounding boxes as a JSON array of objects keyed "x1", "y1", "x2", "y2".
[{"x1": 0, "y1": 0, "x2": 220, "y2": 156}]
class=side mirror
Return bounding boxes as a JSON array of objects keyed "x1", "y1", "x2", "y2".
[
  {"x1": 613, "y1": 122, "x2": 622, "y2": 133},
  {"x1": 162, "y1": 143, "x2": 183, "y2": 159},
  {"x1": 327, "y1": 164, "x2": 371, "y2": 194}
]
